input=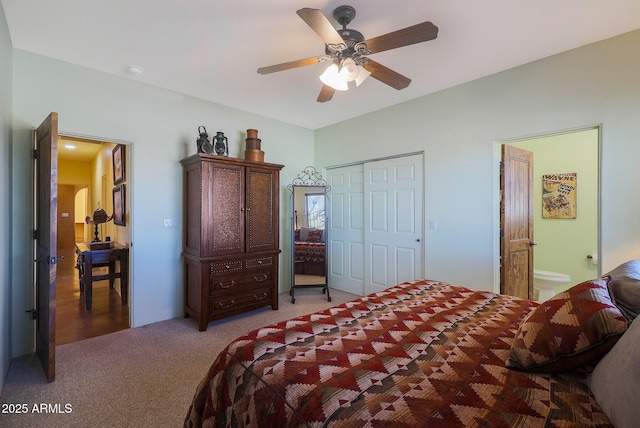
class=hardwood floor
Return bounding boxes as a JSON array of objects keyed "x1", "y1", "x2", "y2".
[{"x1": 56, "y1": 246, "x2": 129, "y2": 346}]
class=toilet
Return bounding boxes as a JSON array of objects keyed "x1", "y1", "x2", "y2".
[{"x1": 533, "y1": 269, "x2": 571, "y2": 301}]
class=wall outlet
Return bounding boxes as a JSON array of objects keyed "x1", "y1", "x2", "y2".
[{"x1": 163, "y1": 219, "x2": 177, "y2": 229}]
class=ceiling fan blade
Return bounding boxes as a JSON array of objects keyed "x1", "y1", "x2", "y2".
[
  {"x1": 297, "y1": 8, "x2": 345, "y2": 47},
  {"x1": 365, "y1": 21, "x2": 438, "y2": 54},
  {"x1": 257, "y1": 56, "x2": 326, "y2": 74},
  {"x1": 317, "y1": 84, "x2": 335, "y2": 102},
  {"x1": 363, "y1": 60, "x2": 411, "y2": 90}
]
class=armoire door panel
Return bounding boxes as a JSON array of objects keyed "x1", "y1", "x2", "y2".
[
  {"x1": 210, "y1": 164, "x2": 244, "y2": 256},
  {"x1": 246, "y1": 168, "x2": 277, "y2": 252}
]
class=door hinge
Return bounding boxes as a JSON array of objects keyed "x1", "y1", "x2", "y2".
[
  {"x1": 25, "y1": 309, "x2": 37, "y2": 320},
  {"x1": 32, "y1": 229, "x2": 38, "y2": 240},
  {"x1": 32, "y1": 149, "x2": 38, "y2": 160}
]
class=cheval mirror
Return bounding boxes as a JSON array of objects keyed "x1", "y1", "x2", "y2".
[{"x1": 288, "y1": 167, "x2": 331, "y2": 303}]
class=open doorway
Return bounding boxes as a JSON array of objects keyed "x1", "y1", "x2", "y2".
[
  {"x1": 495, "y1": 126, "x2": 600, "y2": 300},
  {"x1": 56, "y1": 135, "x2": 131, "y2": 345}
]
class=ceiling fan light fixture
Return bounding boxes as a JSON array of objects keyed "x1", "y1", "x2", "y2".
[
  {"x1": 339, "y1": 58, "x2": 360, "y2": 82},
  {"x1": 319, "y1": 62, "x2": 348, "y2": 91},
  {"x1": 355, "y1": 66, "x2": 371, "y2": 87}
]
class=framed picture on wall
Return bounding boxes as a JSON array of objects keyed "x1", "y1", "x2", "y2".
[
  {"x1": 112, "y1": 144, "x2": 125, "y2": 184},
  {"x1": 542, "y1": 173, "x2": 577, "y2": 219},
  {"x1": 113, "y1": 184, "x2": 126, "y2": 226}
]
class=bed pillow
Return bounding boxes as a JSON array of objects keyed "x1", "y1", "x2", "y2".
[
  {"x1": 299, "y1": 227, "x2": 312, "y2": 241},
  {"x1": 307, "y1": 229, "x2": 322, "y2": 242},
  {"x1": 590, "y1": 315, "x2": 640, "y2": 428},
  {"x1": 605, "y1": 260, "x2": 640, "y2": 320},
  {"x1": 506, "y1": 277, "x2": 628, "y2": 373}
]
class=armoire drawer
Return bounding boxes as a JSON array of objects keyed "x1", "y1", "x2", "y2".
[
  {"x1": 209, "y1": 269, "x2": 273, "y2": 293},
  {"x1": 209, "y1": 255, "x2": 274, "y2": 275},
  {"x1": 209, "y1": 286, "x2": 273, "y2": 319},
  {"x1": 210, "y1": 260, "x2": 244, "y2": 275},
  {"x1": 245, "y1": 255, "x2": 275, "y2": 269}
]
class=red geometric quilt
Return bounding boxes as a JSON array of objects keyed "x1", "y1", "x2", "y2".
[
  {"x1": 294, "y1": 241, "x2": 325, "y2": 263},
  {"x1": 184, "y1": 280, "x2": 613, "y2": 427}
]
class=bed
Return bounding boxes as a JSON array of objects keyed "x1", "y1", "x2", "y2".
[
  {"x1": 185, "y1": 263, "x2": 640, "y2": 427},
  {"x1": 293, "y1": 228, "x2": 325, "y2": 276}
]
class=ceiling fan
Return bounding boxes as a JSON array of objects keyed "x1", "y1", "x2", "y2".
[{"x1": 257, "y1": 5, "x2": 438, "y2": 102}]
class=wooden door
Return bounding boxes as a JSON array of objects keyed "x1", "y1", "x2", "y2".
[
  {"x1": 246, "y1": 166, "x2": 279, "y2": 252},
  {"x1": 500, "y1": 145, "x2": 534, "y2": 299},
  {"x1": 364, "y1": 155, "x2": 423, "y2": 295},
  {"x1": 35, "y1": 112, "x2": 58, "y2": 382},
  {"x1": 327, "y1": 164, "x2": 365, "y2": 295}
]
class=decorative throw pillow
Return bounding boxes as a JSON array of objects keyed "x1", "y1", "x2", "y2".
[
  {"x1": 307, "y1": 229, "x2": 322, "y2": 242},
  {"x1": 506, "y1": 277, "x2": 628, "y2": 373},
  {"x1": 605, "y1": 260, "x2": 640, "y2": 320}
]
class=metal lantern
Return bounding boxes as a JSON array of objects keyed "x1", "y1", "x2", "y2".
[
  {"x1": 196, "y1": 126, "x2": 212, "y2": 154},
  {"x1": 214, "y1": 131, "x2": 228, "y2": 156}
]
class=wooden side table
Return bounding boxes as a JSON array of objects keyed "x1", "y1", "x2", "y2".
[{"x1": 75, "y1": 242, "x2": 129, "y2": 311}]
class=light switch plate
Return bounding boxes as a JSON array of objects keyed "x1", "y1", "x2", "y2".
[{"x1": 163, "y1": 219, "x2": 177, "y2": 229}]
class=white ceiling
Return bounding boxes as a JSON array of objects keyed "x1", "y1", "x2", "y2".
[{"x1": 3, "y1": 0, "x2": 640, "y2": 130}]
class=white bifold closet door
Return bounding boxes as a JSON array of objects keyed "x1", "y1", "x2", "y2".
[{"x1": 327, "y1": 154, "x2": 423, "y2": 296}]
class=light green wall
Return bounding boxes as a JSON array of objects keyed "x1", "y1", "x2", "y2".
[
  {"x1": 6, "y1": 22, "x2": 640, "y2": 372},
  {"x1": 315, "y1": 29, "x2": 640, "y2": 291},
  {"x1": 0, "y1": 4, "x2": 12, "y2": 392},
  {"x1": 510, "y1": 128, "x2": 599, "y2": 291},
  {"x1": 10, "y1": 50, "x2": 315, "y2": 358}
]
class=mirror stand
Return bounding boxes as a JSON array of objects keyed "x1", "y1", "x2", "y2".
[{"x1": 288, "y1": 167, "x2": 331, "y2": 303}]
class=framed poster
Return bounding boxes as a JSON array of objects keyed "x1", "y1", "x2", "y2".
[
  {"x1": 112, "y1": 184, "x2": 126, "y2": 226},
  {"x1": 112, "y1": 144, "x2": 125, "y2": 184},
  {"x1": 542, "y1": 173, "x2": 577, "y2": 219}
]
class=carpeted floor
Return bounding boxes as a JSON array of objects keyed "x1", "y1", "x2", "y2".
[{"x1": 0, "y1": 288, "x2": 355, "y2": 428}]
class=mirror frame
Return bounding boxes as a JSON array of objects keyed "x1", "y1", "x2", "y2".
[{"x1": 287, "y1": 167, "x2": 331, "y2": 303}]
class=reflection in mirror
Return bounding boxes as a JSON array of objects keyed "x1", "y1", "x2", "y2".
[
  {"x1": 293, "y1": 186, "x2": 326, "y2": 281},
  {"x1": 288, "y1": 167, "x2": 331, "y2": 303}
]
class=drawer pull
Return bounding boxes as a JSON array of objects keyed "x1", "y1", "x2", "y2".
[
  {"x1": 254, "y1": 274, "x2": 268, "y2": 282},
  {"x1": 218, "y1": 280, "x2": 236, "y2": 289},
  {"x1": 218, "y1": 300, "x2": 235, "y2": 309},
  {"x1": 257, "y1": 260, "x2": 263, "y2": 264},
  {"x1": 253, "y1": 292, "x2": 268, "y2": 301},
  {"x1": 225, "y1": 265, "x2": 230, "y2": 269}
]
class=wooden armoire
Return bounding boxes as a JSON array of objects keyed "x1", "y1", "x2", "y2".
[{"x1": 181, "y1": 153, "x2": 283, "y2": 331}]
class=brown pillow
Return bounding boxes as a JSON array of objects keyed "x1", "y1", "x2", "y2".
[
  {"x1": 306, "y1": 229, "x2": 322, "y2": 242},
  {"x1": 506, "y1": 277, "x2": 628, "y2": 373},
  {"x1": 605, "y1": 260, "x2": 640, "y2": 320}
]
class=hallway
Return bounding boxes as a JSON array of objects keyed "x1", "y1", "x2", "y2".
[{"x1": 56, "y1": 247, "x2": 129, "y2": 346}]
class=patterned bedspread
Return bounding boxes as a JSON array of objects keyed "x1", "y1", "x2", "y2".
[
  {"x1": 185, "y1": 280, "x2": 612, "y2": 427},
  {"x1": 294, "y1": 241, "x2": 325, "y2": 263}
]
